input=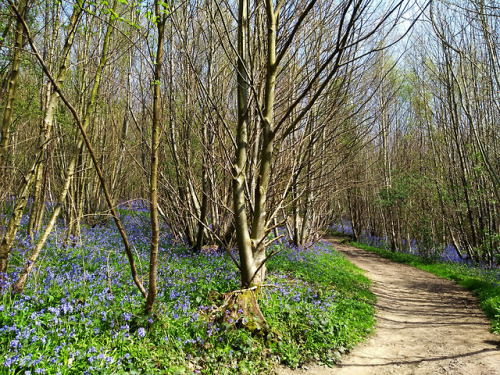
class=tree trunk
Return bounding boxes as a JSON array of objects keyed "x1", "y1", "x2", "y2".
[
  {"x1": 0, "y1": 0, "x2": 27, "y2": 168},
  {"x1": 145, "y1": 0, "x2": 166, "y2": 315},
  {"x1": 234, "y1": 0, "x2": 256, "y2": 287},
  {"x1": 0, "y1": 2, "x2": 82, "y2": 278}
]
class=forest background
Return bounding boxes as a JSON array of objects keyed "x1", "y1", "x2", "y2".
[
  {"x1": 2, "y1": 0, "x2": 499, "y2": 287},
  {"x1": 0, "y1": 0, "x2": 499, "y2": 372}
]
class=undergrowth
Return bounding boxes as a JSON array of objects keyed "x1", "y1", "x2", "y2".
[
  {"x1": 349, "y1": 241, "x2": 500, "y2": 334},
  {"x1": 0, "y1": 209, "x2": 375, "y2": 374}
]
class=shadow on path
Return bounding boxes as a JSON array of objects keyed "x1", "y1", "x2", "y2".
[{"x1": 279, "y1": 237, "x2": 500, "y2": 375}]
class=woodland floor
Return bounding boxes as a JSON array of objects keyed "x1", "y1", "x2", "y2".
[{"x1": 279, "y1": 237, "x2": 500, "y2": 375}]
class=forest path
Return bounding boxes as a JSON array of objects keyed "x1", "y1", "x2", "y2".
[{"x1": 278, "y1": 237, "x2": 500, "y2": 375}]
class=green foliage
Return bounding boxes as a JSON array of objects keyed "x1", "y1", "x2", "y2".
[{"x1": 376, "y1": 172, "x2": 423, "y2": 208}]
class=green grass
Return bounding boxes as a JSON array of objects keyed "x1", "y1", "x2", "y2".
[
  {"x1": 349, "y1": 241, "x2": 500, "y2": 334},
  {"x1": 264, "y1": 241, "x2": 376, "y2": 367}
]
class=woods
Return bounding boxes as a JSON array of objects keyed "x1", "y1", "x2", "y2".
[
  {"x1": 1, "y1": 0, "x2": 499, "y2": 294},
  {"x1": 1, "y1": 0, "x2": 500, "y2": 373},
  {"x1": 0, "y1": 0, "x2": 411, "y2": 279},
  {"x1": 338, "y1": 1, "x2": 500, "y2": 266}
]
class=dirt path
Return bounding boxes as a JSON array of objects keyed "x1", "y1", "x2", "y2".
[{"x1": 278, "y1": 237, "x2": 500, "y2": 375}]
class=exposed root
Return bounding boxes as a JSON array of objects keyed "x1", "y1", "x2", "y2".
[{"x1": 204, "y1": 287, "x2": 270, "y2": 335}]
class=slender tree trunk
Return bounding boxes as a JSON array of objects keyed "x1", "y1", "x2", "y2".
[
  {"x1": 111, "y1": 54, "x2": 132, "y2": 201},
  {"x1": 145, "y1": 0, "x2": 166, "y2": 314},
  {"x1": 234, "y1": 0, "x2": 255, "y2": 287},
  {"x1": 0, "y1": 0, "x2": 27, "y2": 168},
  {"x1": 0, "y1": 2, "x2": 82, "y2": 278},
  {"x1": 12, "y1": 0, "x2": 121, "y2": 294},
  {"x1": 248, "y1": 0, "x2": 280, "y2": 285}
]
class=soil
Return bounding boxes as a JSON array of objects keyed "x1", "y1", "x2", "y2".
[{"x1": 278, "y1": 237, "x2": 500, "y2": 375}]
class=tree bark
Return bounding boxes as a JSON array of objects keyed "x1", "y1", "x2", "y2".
[
  {"x1": 145, "y1": 0, "x2": 167, "y2": 315},
  {"x1": 0, "y1": 0, "x2": 26, "y2": 168},
  {"x1": 0, "y1": 1, "x2": 81, "y2": 278}
]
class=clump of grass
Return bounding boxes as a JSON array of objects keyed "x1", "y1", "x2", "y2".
[
  {"x1": 350, "y1": 241, "x2": 500, "y2": 334},
  {"x1": 1, "y1": 210, "x2": 375, "y2": 374}
]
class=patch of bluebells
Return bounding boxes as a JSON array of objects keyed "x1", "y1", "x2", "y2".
[
  {"x1": 117, "y1": 199, "x2": 150, "y2": 212},
  {"x1": 331, "y1": 221, "x2": 500, "y2": 285},
  {"x1": 262, "y1": 239, "x2": 375, "y2": 365},
  {"x1": 1, "y1": 210, "x2": 245, "y2": 372},
  {"x1": 332, "y1": 222, "x2": 462, "y2": 263},
  {"x1": 331, "y1": 222, "x2": 392, "y2": 250},
  {"x1": 1, "y1": 206, "x2": 374, "y2": 373}
]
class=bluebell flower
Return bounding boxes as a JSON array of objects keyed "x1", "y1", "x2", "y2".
[
  {"x1": 122, "y1": 312, "x2": 132, "y2": 321},
  {"x1": 10, "y1": 339, "x2": 20, "y2": 350},
  {"x1": 137, "y1": 327, "x2": 146, "y2": 338},
  {"x1": 3, "y1": 354, "x2": 19, "y2": 368}
]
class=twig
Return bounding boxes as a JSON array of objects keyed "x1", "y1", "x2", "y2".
[
  {"x1": 264, "y1": 234, "x2": 284, "y2": 248},
  {"x1": 227, "y1": 286, "x2": 257, "y2": 294},
  {"x1": 106, "y1": 251, "x2": 113, "y2": 295},
  {"x1": 260, "y1": 284, "x2": 282, "y2": 288}
]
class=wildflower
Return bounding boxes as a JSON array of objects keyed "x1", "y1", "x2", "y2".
[
  {"x1": 137, "y1": 327, "x2": 146, "y2": 338},
  {"x1": 3, "y1": 354, "x2": 19, "y2": 368},
  {"x1": 10, "y1": 339, "x2": 20, "y2": 350},
  {"x1": 122, "y1": 312, "x2": 132, "y2": 322}
]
